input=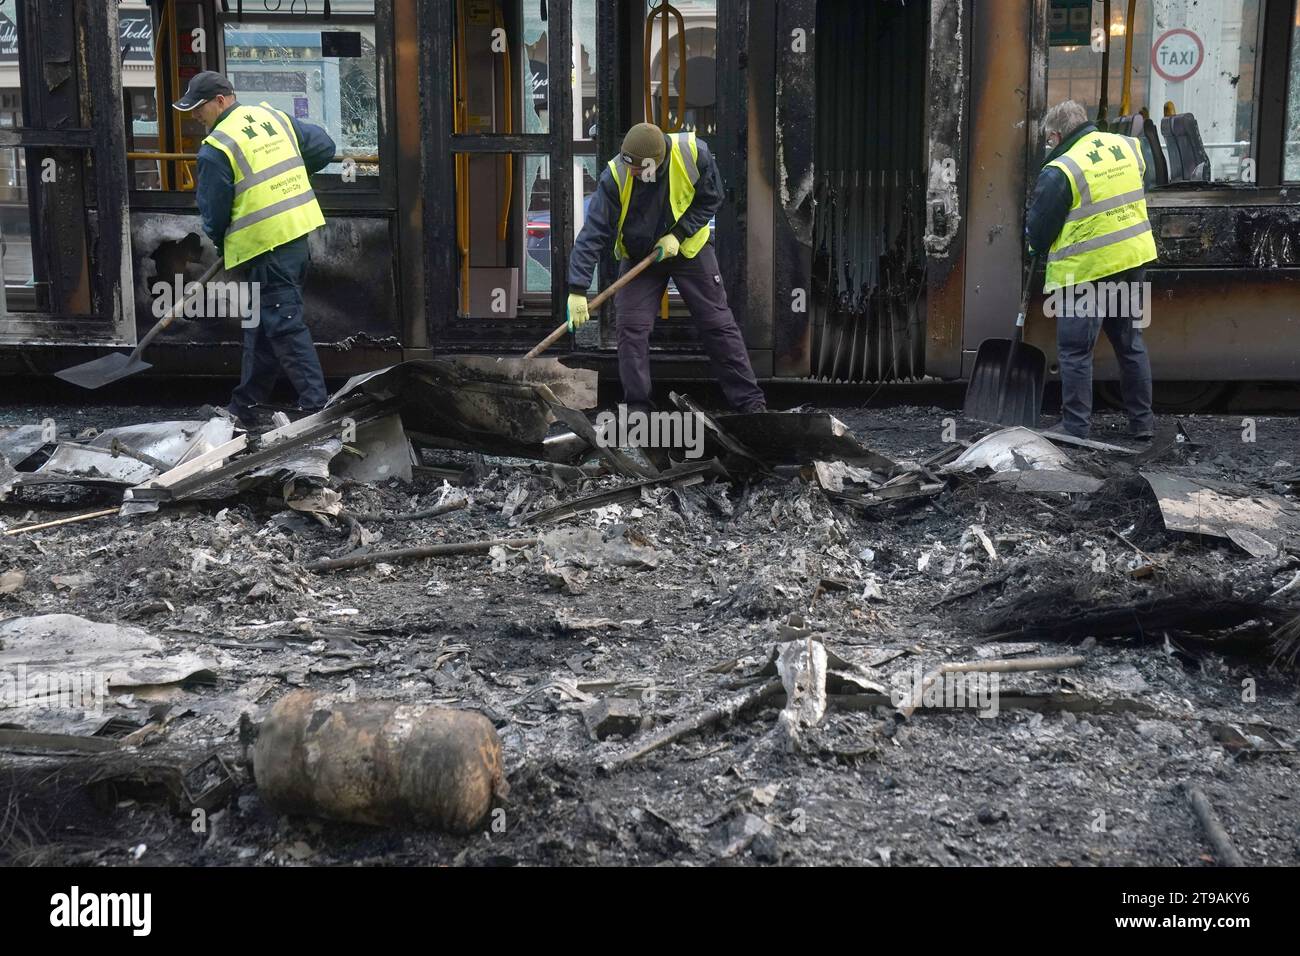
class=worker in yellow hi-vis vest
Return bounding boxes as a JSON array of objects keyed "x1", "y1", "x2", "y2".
[
  {"x1": 566, "y1": 123, "x2": 766, "y2": 416},
  {"x1": 173, "y1": 72, "x2": 336, "y2": 428},
  {"x1": 1028, "y1": 100, "x2": 1158, "y2": 440}
]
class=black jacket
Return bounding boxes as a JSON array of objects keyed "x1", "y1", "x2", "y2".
[
  {"x1": 567, "y1": 134, "x2": 722, "y2": 293},
  {"x1": 1025, "y1": 121, "x2": 1096, "y2": 257}
]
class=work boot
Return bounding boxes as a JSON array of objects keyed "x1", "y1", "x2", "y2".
[
  {"x1": 1127, "y1": 421, "x2": 1154, "y2": 441},
  {"x1": 200, "y1": 404, "x2": 257, "y2": 431},
  {"x1": 1042, "y1": 419, "x2": 1088, "y2": 440}
]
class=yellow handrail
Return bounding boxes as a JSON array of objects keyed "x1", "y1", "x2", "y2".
[
  {"x1": 127, "y1": 152, "x2": 380, "y2": 164},
  {"x1": 166, "y1": 0, "x2": 193, "y2": 190},
  {"x1": 1119, "y1": 0, "x2": 1137, "y2": 116},
  {"x1": 1098, "y1": 0, "x2": 1111, "y2": 127},
  {"x1": 644, "y1": 1, "x2": 686, "y2": 132},
  {"x1": 644, "y1": 2, "x2": 687, "y2": 321}
]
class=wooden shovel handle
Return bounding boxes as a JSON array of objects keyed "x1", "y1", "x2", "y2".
[
  {"x1": 134, "y1": 257, "x2": 226, "y2": 356},
  {"x1": 1012, "y1": 254, "x2": 1040, "y2": 343},
  {"x1": 524, "y1": 250, "x2": 661, "y2": 359}
]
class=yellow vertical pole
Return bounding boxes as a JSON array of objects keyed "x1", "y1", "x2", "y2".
[
  {"x1": 153, "y1": 1, "x2": 172, "y2": 190},
  {"x1": 1119, "y1": 0, "x2": 1137, "y2": 116},
  {"x1": 496, "y1": 3, "x2": 512, "y2": 244}
]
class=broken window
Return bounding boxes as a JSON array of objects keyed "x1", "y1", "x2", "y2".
[
  {"x1": 523, "y1": 155, "x2": 600, "y2": 294},
  {"x1": 1047, "y1": 0, "x2": 1262, "y2": 184},
  {"x1": 522, "y1": 0, "x2": 600, "y2": 296},
  {"x1": 223, "y1": 15, "x2": 379, "y2": 180}
]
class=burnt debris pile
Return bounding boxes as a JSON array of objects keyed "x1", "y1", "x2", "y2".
[{"x1": 2, "y1": 371, "x2": 1299, "y2": 865}]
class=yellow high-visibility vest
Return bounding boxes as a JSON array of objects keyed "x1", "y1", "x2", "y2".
[
  {"x1": 608, "y1": 131, "x2": 712, "y2": 261},
  {"x1": 1044, "y1": 130, "x2": 1157, "y2": 292},
  {"x1": 203, "y1": 102, "x2": 326, "y2": 269}
]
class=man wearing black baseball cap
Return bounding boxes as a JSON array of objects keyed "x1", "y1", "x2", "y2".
[{"x1": 174, "y1": 71, "x2": 337, "y2": 427}]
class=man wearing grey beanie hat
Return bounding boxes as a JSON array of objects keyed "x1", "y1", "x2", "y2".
[{"x1": 565, "y1": 122, "x2": 766, "y2": 414}]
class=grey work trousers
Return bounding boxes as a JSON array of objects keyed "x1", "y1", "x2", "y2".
[
  {"x1": 1055, "y1": 265, "x2": 1154, "y2": 437},
  {"x1": 613, "y1": 243, "x2": 767, "y2": 413},
  {"x1": 227, "y1": 237, "x2": 328, "y2": 420}
]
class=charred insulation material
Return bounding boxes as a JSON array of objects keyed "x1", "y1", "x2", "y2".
[{"x1": 811, "y1": 0, "x2": 929, "y2": 383}]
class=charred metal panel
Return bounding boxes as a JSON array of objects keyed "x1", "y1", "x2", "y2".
[
  {"x1": 960, "y1": 0, "x2": 1033, "y2": 359},
  {"x1": 1025, "y1": 0, "x2": 1048, "y2": 214},
  {"x1": 922, "y1": 0, "x2": 968, "y2": 379},
  {"x1": 421, "y1": 0, "x2": 457, "y2": 341},
  {"x1": 809, "y1": 0, "x2": 928, "y2": 383},
  {"x1": 772, "y1": 0, "x2": 816, "y2": 376},
  {"x1": 989, "y1": 269, "x2": 1300, "y2": 382},
  {"x1": 129, "y1": 215, "x2": 398, "y2": 346},
  {"x1": 18, "y1": 0, "x2": 89, "y2": 317},
  {"x1": 394, "y1": 0, "x2": 426, "y2": 347},
  {"x1": 714, "y1": 0, "x2": 748, "y2": 331},
  {"x1": 547, "y1": 0, "x2": 574, "y2": 323},
  {"x1": 746, "y1": 0, "x2": 776, "y2": 367},
  {"x1": 1147, "y1": 198, "x2": 1300, "y2": 269},
  {"x1": 595, "y1": 0, "x2": 627, "y2": 349},
  {"x1": 84, "y1": 0, "x2": 134, "y2": 339},
  {"x1": 1256, "y1": 0, "x2": 1293, "y2": 188},
  {"x1": 0, "y1": 0, "x2": 132, "y2": 338},
  {"x1": 1115, "y1": 270, "x2": 1300, "y2": 380}
]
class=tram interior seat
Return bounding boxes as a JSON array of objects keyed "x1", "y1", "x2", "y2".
[
  {"x1": 1115, "y1": 113, "x2": 1169, "y2": 189},
  {"x1": 1161, "y1": 113, "x2": 1212, "y2": 183}
]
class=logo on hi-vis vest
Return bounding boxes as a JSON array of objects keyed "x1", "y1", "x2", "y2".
[
  {"x1": 1084, "y1": 139, "x2": 1129, "y2": 165},
  {"x1": 239, "y1": 114, "x2": 281, "y2": 140}
]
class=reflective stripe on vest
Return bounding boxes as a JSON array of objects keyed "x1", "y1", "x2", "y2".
[
  {"x1": 606, "y1": 131, "x2": 711, "y2": 261},
  {"x1": 1044, "y1": 130, "x2": 1156, "y2": 292},
  {"x1": 203, "y1": 102, "x2": 326, "y2": 269}
]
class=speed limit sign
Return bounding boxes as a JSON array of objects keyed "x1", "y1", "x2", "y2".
[{"x1": 1152, "y1": 28, "x2": 1205, "y2": 82}]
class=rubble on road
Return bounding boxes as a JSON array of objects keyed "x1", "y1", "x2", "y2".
[{"x1": 1, "y1": 389, "x2": 1298, "y2": 866}]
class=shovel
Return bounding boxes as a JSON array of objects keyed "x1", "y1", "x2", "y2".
[
  {"x1": 55, "y1": 258, "x2": 225, "y2": 390},
  {"x1": 438, "y1": 250, "x2": 661, "y2": 411},
  {"x1": 963, "y1": 254, "x2": 1047, "y2": 427},
  {"x1": 520, "y1": 249, "x2": 660, "y2": 359}
]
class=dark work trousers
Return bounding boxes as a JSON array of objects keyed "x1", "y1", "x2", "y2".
[
  {"x1": 613, "y1": 243, "x2": 766, "y2": 412},
  {"x1": 227, "y1": 236, "x2": 328, "y2": 420},
  {"x1": 1056, "y1": 265, "x2": 1154, "y2": 438}
]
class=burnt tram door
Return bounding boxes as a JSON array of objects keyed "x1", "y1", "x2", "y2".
[
  {"x1": 805, "y1": 0, "x2": 930, "y2": 382},
  {"x1": 427, "y1": 0, "x2": 584, "y2": 353},
  {"x1": 426, "y1": 0, "x2": 754, "y2": 377},
  {"x1": 0, "y1": 0, "x2": 133, "y2": 350}
]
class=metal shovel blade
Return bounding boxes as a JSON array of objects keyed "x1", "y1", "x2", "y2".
[
  {"x1": 53, "y1": 351, "x2": 152, "y2": 390},
  {"x1": 963, "y1": 337, "x2": 1047, "y2": 428}
]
